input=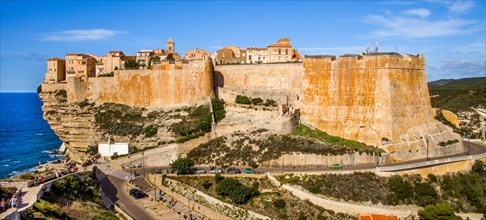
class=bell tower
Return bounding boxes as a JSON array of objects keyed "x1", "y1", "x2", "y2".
[{"x1": 166, "y1": 38, "x2": 175, "y2": 53}]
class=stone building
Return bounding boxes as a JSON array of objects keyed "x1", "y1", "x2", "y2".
[
  {"x1": 183, "y1": 48, "x2": 211, "y2": 61},
  {"x1": 215, "y1": 46, "x2": 246, "y2": 64},
  {"x1": 246, "y1": 47, "x2": 267, "y2": 64},
  {"x1": 65, "y1": 54, "x2": 96, "y2": 78},
  {"x1": 44, "y1": 57, "x2": 66, "y2": 83},
  {"x1": 266, "y1": 38, "x2": 294, "y2": 63},
  {"x1": 96, "y1": 51, "x2": 126, "y2": 76},
  {"x1": 136, "y1": 49, "x2": 154, "y2": 69}
]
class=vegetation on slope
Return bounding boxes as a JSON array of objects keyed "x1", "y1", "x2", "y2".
[
  {"x1": 278, "y1": 160, "x2": 486, "y2": 213},
  {"x1": 292, "y1": 125, "x2": 384, "y2": 155},
  {"x1": 428, "y1": 77, "x2": 486, "y2": 113},
  {"x1": 188, "y1": 127, "x2": 383, "y2": 166},
  {"x1": 171, "y1": 175, "x2": 356, "y2": 220},
  {"x1": 21, "y1": 169, "x2": 118, "y2": 220}
]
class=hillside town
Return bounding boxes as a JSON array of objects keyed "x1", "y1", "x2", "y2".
[{"x1": 44, "y1": 38, "x2": 302, "y2": 83}]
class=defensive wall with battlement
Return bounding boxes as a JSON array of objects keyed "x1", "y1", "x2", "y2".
[{"x1": 41, "y1": 53, "x2": 464, "y2": 162}]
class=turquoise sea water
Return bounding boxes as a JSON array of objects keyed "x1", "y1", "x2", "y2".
[{"x1": 0, "y1": 93, "x2": 62, "y2": 178}]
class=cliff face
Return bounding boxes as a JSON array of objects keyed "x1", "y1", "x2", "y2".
[{"x1": 39, "y1": 87, "x2": 97, "y2": 162}]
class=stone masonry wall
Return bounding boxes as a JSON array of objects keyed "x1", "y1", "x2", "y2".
[
  {"x1": 214, "y1": 63, "x2": 303, "y2": 105},
  {"x1": 68, "y1": 60, "x2": 213, "y2": 108}
]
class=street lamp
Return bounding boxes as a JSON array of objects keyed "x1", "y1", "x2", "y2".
[
  {"x1": 142, "y1": 152, "x2": 145, "y2": 177},
  {"x1": 467, "y1": 134, "x2": 471, "y2": 155}
]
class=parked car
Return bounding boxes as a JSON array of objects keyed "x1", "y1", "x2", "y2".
[
  {"x1": 330, "y1": 163, "x2": 343, "y2": 170},
  {"x1": 209, "y1": 168, "x2": 223, "y2": 174},
  {"x1": 194, "y1": 168, "x2": 206, "y2": 174},
  {"x1": 243, "y1": 168, "x2": 256, "y2": 174},
  {"x1": 129, "y1": 188, "x2": 147, "y2": 199},
  {"x1": 226, "y1": 167, "x2": 241, "y2": 174}
]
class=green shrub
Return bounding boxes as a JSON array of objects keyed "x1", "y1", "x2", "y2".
[
  {"x1": 418, "y1": 203, "x2": 462, "y2": 220},
  {"x1": 214, "y1": 173, "x2": 223, "y2": 183},
  {"x1": 143, "y1": 125, "x2": 158, "y2": 137},
  {"x1": 170, "y1": 157, "x2": 195, "y2": 175},
  {"x1": 202, "y1": 180, "x2": 212, "y2": 189},
  {"x1": 428, "y1": 174, "x2": 438, "y2": 183},
  {"x1": 263, "y1": 99, "x2": 278, "y2": 107},
  {"x1": 19, "y1": 173, "x2": 35, "y2": 180},
  {"x1": 471, "y1": 160, "x2": 485, "y2": 175},
  {"x1": 388, "y1": 175, "x2": 414, "y2": 204},
  {"x1": 211, "y1": 98, "x2": 226, "y2": 123},
  {"x1": 235, "y1": 95, "x2": 251, "y2": 104},
  {"x1": 251, "y1": 98, "x2": 263, "y2": 105},
  {"x1": 298, "y1": 211, "x2": 308, "y2": 220},
  {"x1": 273, "y1": 198, "x2": 286, "y2": 209},
  {"x1": 308, "y1": 185, "x2": 321, "y2": 194},
  {"x1": 414, "y1": 182, "x2": 438, "y2": 206},
  {"x1": 216, "y1": 178, "x2": 259, "y2": 204}
]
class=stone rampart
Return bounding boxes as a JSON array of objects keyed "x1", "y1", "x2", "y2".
[
  {"x1": 262, "y1": 152, "x2": 384, "y2": 167},
  {"x1": 299, "y1": 55, "x2": 463, "y2": 161},
  {"x1": 67, "y1": 60, "x2": 213, "y2": 108},
  {"x1": 214, "y1": 63, "x2": 303, "y2": 105}
]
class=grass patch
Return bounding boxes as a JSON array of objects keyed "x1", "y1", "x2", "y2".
[{"x1": 292, "y1": 124, "x2": 384, "y2": 155}]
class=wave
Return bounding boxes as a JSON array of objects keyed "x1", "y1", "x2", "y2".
[{"x1": 36, "y1": 133, "x2": 44, "y2": 136}]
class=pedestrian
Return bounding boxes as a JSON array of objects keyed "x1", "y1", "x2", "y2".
[
  {"x1": 55, "y1": 172, "x2": 59, "y2": 178},
  {"x1": 9, "y1": 196, "x2": 17, "y2": 209},
  {"x1": 39, "y1": 176, "x2": 44, "y2": 184},
  {"x1": 34, "y1": 177, "x2": 38, "y2": 186},
  {"x1": 1, "y1": 198, "x2": 6, "y2": 211}
]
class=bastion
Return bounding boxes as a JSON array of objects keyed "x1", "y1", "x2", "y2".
[{"x1": 40, "y1": 54, "x2": 463, "y2": 162}]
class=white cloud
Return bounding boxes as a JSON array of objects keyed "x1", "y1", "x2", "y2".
[
  {"x1": 431, "y1": 58, "x2": 486, "y2": 79},
  {"x1": 40, "y1": 29, "x2": 124, "y2": 41},
  {"x1": 452, "y1": 42, "x2": 486, "y2": 55},
  {"x1": 447, "y1": 1, "x2": 474, "y2": 14},
  {"x1": 424, "y1": 0, "x2": 474, "y2": 14},
  {"x1": 364, "y1": 13, "x2": 476, "y2": 38},
  {"x1": 403, "y1": 8, "x2": 431, "y2": 18}
]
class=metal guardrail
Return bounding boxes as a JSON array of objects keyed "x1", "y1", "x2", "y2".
[{"x1": 376, "y1": 153, "x2": 486, "y2": 172}]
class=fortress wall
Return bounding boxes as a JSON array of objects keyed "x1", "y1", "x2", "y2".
[
  {"x1": 300, "y1": 55, "x2": 463, "y2": 161},
  {"x1": 214, "y1": 63, "x2": 303, "y2": 105},
  {"x1": 69, "y1": 60, "x2": 213, "y2": 108}
]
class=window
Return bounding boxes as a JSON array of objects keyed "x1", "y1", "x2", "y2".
[
  {"x1": 53, "y1": 63, "x2": 56, "y2": 67},
  {"x1": 278, "y1": 49, "x2": 281, "y2": 55},
  {"x1": 249, "y1": 55, "x2": 252, "y2": 60},
  {"x1": 286, "y1": 49, "x2": 288, "y2": 55},
  {"x1": 278, "y1": 56, "x2": 281, "y2": 61},
  {"x1": 69, "y1": 67, "x2": 74, "y2": 71},
  {"x1": 222, "y1": 54, "x2": 225, "y2": 58}
]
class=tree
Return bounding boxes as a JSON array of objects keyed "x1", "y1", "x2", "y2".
[
  {"x1": 235, "y1": 95, "x2": 251, "y2": 104},
  {"x1": 170, "y1": 157, "x2": 195, "y2": 175},
  {"x1": 471, "y1": 160, "x2": 485, "y2": 175},
  {"x1": 414, "y1": 182, "x2": 438, "y2": 207},
  {"x1": 124, "y1": 59, "x2": 138, "y2": 69},
  {"x1": 388, "y1": 175, "x2": 414, "y2": 204},
  {"x1": 418, "y1": 203, "x2": 462, "y2": 220},
  {"x1": 211, "y1": 98, "x2": 226, "y2": 123}
]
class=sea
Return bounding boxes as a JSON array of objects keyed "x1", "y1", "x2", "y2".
[{"x1": 0, "y1": 93, "x2": 62, "y2": 179}]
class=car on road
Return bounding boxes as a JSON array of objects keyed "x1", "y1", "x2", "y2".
[
  {"x1": 226, "y1": 167, "x2": 242, "y2": 174},
  {"x1": 209, "y1": 168, "x2": 223, "y2": 174},
  {"x1": 243, "y1": 168, "x2": 256, "y2": 174},
  {"x1": 129, "y1": 188, "x2": 147, "y2": 199},
  {"x1": 330, "y1": 163, "x2": 343, "y2": 170},
  {"x1": 194, "y1": 168, "x2": 206, "y2": 174}
]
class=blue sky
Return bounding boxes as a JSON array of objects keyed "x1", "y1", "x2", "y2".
[{"x1": 1, "y1": 0, "x2": 485, "y2": 92}]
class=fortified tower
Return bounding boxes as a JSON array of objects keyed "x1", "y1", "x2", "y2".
[{"x1": 166, "y1": 38, "x2": 175, "y2": 53}]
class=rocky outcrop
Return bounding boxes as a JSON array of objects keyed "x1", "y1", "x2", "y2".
[{"x1": 39, "y1": 83, "x2": 211, "y2": 162}]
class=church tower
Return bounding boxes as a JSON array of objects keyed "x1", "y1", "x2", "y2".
[{"x1": 166, "y1": 38, "x2": 175, "y2": 53}]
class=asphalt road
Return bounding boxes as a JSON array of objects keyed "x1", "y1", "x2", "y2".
[
  {"x1": 124, "y1": 141, "x2": 485, "y2": 175},
  {"x1": 100, "y1": 175, "x2": 156, "y2": 220}
]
